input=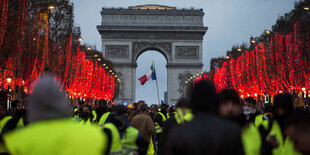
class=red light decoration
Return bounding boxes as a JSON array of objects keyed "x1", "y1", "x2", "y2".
[
  {"x1": 0, "y1": 2, "x2": 116, "y2": 100},
  {"x1": 201, "y1": 21, "x2": 309, "y2": 97}
]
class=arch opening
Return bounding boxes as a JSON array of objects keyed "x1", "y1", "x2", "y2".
[{"x1": 135, "y1": 50, "x2": 167, "y2": 105}]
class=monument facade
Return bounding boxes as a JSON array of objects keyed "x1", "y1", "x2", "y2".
[{"x1": 97, "y1": 4, "x2": 207, "y2": 104}]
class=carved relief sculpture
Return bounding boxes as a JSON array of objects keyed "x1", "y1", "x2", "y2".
[
  {"x1": 175, "y1": 46, "x2": 199, "y2": 59},
  {"x1": 105, "y1": 45, "x2": 129, "y2": 58}
]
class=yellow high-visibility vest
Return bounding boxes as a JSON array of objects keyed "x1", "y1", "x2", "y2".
[
  {"x1": 0, "y1": 116, "x2": 12, "y2": 153},
  {"x1": 98, "y1": 112, "x2": 110, "y2": 127},
  {"x1": 103, "y1": 123, "x2": 122, "y2": 155},
  {"x1": 155, "y1": 112, "x2": 166, "y2": 134},
  {"x1": 121, "y1": 126, "x2": 139, "y2": 155},
  {"x1": 4, "y1": 119, "x2": 107, "y2": 155},
  {"x1": 281, "y1": 137, "x2": 301, "y2": 155},
  {"x1": 241, "y1": 123, "x2": 262, "y2": 155}
]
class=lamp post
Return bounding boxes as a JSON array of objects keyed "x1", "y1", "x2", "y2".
[{"x1": 6, "y1": 77, "x2": 12, "y2": 110}]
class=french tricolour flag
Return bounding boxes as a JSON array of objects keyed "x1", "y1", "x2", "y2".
[{"x1": 138, "y1": 62, "x2": 157, "y2": 85}]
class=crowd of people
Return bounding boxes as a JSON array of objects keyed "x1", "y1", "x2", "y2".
[{"x1": 0, "y1": 75, "x2": 309, "y2": 155}]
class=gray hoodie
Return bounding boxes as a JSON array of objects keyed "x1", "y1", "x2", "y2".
[{"x1": 28, "y1": 75, "x2": 71, "y2": 122}]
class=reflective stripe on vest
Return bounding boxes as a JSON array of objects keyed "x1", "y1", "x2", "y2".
[
  {"x1": 92, "y1": 110, "x2": 97, "y2": 122},
  {"x1": 121, "y1": 126, "x2": 139, "y2": 155},
  {"x1": 103, "y1": 123, "x2": 122, "y2": 154},
  {"x1": 155, "y1": 112, "x2": 166, "y2": 134},
  {"x1": 98, "y1": 112, "x2": 110, "y2": 127}
]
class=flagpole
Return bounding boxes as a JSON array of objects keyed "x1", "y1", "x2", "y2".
[
  {"x1": 155, "y1": 76, "x2": 160, "y2": 104},
  {"x1": 153, "y1": 61, "x2": 160, "y2": 104}
]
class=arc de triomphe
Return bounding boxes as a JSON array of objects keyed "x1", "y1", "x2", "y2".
[{"x1": 97, "y1": 5, "x2": 207, "y2": 105}]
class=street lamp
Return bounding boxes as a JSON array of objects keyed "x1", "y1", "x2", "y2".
[
  {"x1": 265, "y1": 30, "x2": 271, "y2": 34},
  {"x1": 304, "y1": 6, "x2": 310, "y2": 11},
  {"x1": 251, "y1": 40, "x2": 256, "y2": 44},
  {"x1": 237, "y1": 48, "x2": 242, "y2": 52},
  {"x1": 87, "y1": 47, "x2": 91, "y2": 51},
  {"x1": 78, "y1": 37, "x2": 83, "y2": 42},
  {"x1": 97, "y1": 58, "x2": 101, "y2": 61},
  {"x1": 226, "y1": 56, "x2": 230, "y2": 59},
  {"x1": 6, "y1": 78, "x2": 12, "y2": 84},
  {"x1": 48, "y1": 5, "x2": 55, "y2": 10}
]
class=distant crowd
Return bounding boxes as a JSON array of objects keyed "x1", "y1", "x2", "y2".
[{"x1": 0, "y1": 75, "x2": 309, "y2": 155}]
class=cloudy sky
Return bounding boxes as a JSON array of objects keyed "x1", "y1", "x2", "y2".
[{"x1": 73, "y1": 0, "x2": 296, "y2": 104}]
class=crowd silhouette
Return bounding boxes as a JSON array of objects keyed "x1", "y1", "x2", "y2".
[{"x1": 0, "y1": 75, "x2": 309, "y2": 155}]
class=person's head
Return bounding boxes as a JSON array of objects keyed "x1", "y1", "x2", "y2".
[
  {"x1": 161, "y1": 104, "x2": 169, "y2": 114},
  {"x1": 286, "y1": 113, "x2": 310, "y2": 154},
  {"x1": 98, "y1": 99, "x2": 107, "y2": 108},
  {"x1": 78, "y1": 100, "x2": 85, "y2": 106},
  {"x1": 218, "y1": 89, "x2": 241, "y2": 119},
  {"x1": 139, "y1": 103, "x2": 148, "y2": 113},
  {"x1": 137, "y1": 100, "x2": 145, "y2": 111},
  {"x1": 127, "y1": 104, "x2": 134, "y2": 112},
  {"x1": 81, "y1": 105, "x2": 91, "y2": 113},
  {"x1": 11, "y1": 100, "x2": 23, "y2": 111},
  {"x1": 79, "y1": 105, "x2": 92, "y2": 119},
  {"x1": 244, "y1": 97, "x2": 256, "y2": 110},
  {"x1": 273, "y1": 94, "x2": 294, "y2": 117},
  {"x1": 110, "y1": 105, "x2": 127, "y2": 131},
  {"x1": 28, "y1": 75, "x2": 71, "y2": 122},
  {"x1": 169, "y1": 106, "x2": 175, "y2": 113},
  {"x1": 189, "y1": 80, "x2": 218, "y2": 114},
  {"x1": 176, "y1": 97, "x2": 191, "y2": 109},
  {"x1": 150, "y1": 104, "x2": 157, "y2": 114}
]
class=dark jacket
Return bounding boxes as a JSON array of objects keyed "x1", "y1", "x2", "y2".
[{"x1": 167, "y1": 113, "x2": 245, "y2": 155}]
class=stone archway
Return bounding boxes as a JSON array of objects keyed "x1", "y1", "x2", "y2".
[{"x1": 97, "y1": 5, "x2": 207, "y2": 104}]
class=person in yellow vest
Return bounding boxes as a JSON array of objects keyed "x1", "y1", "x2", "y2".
[
  {"x1": 3, "y1": 76, "x2": 107, "y2": 155},
  {"x1": 4, "y1": 100, "x2": 28, "y2": 131},
  {"x1": 161, "y1": 97, "x2": 193, "y2": 154},
  {"x1": 154, "y1": 104, "x2": 169, "y2": 154},
  {"x1": 258, "y1": 94, "x2": 299, "y2": 155},
  {"x1": 79, "y1": 105, "x2": 94, "y2": 126},
  {"x1": 218, "y1": 89, "x2": 262, "y2": 155},
  {"x1": 0, "y1": 96, "x2": 13, "y2": 154},
  {"x1": 103, "y1": 105, "x2": 148, "y2": 155},
  {"x1": 254, "y1": 103, "x2": 273, "y2": 127},
  {"x1": 127, "y1": 104, "x2": 135, "y2": 122},
  {"x1": 72, "y1": 100, "x2": 86, "y2": 121},
  {"x1": 167, "y1": 106, "x2": 176, "y2": 119}
]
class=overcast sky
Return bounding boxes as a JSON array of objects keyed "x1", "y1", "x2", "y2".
[{"x1": 73, "y1": 0, "x2": 296, "y2": 104}]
